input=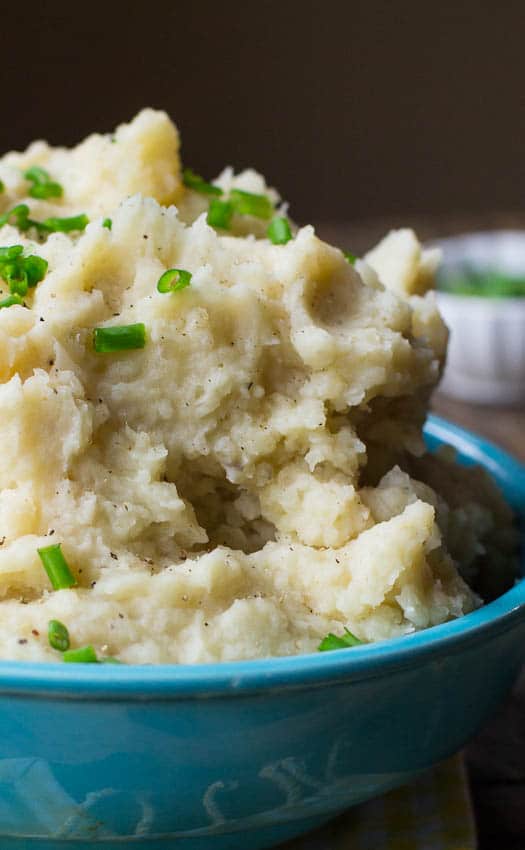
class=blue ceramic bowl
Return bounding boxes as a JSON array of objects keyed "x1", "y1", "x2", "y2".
[{"x1": 1, "y1": 416, "x2": 524, "y2": 850}]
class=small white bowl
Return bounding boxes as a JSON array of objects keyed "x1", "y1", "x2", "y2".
[{"x1": 434, "y1": 231, "x2": 525, "y2": 405}]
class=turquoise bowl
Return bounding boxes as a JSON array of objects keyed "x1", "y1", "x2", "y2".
[{"x1": 0, "y1": 416, "x2": 524, "y2": 849}]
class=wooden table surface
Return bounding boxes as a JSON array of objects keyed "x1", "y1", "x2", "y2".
[{"x1": 319, "y1": 218, "x2": 525, "y2": 848}]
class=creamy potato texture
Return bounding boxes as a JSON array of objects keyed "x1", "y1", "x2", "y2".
[{"x1": 0, "y1": 110, "x2": 515, "y2": 662}]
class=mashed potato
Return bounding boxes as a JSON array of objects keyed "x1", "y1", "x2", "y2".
[{"x1": 0, "y1": 110, "x2": 516, "y2": 663}]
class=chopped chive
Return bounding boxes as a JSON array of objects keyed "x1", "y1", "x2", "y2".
[
  {"x1": 23, "y1": 255, "x2": 48, "y2": 287},
  {"x1": 13, "y1": 205, "x2": 33, "y2": 230},
  {"x1": 207, "y1": 199, "x2": 233, "y2": 230},
  {"x1": 39, "y1": 214, "x2": 89, "y2": 234},
  {"x1": 157, "y1": 268, "x2": 192, "y2": 294},
  {"x1": 5, "y1": 267, "x2": 28, "y2": 296},
  {"x1": 318, "y1": 628, "x2": 362, "y2": 652},
  {"x1": 0, "y1": 294, "x2": 24, "y2": 309},
  {"x1": 0, "y1": 245, "x2": 23, "y2": 260},
  {"x1": 0, "y1": 204, "x2": 32, "y2": 231},
  {"x1": 183, "y1": 168, "x2": 223, "y2": 196},
  {"x1": 24, "y1": 166, "x2": 49, "y2": 183},
  {"x1": 48, "y1": 619, "x2": 70, "y2": 652},
  {"x1": 230, "y1": 189, "x2": 273, "y2": 220},
  {"x1": 0, "y1": 205, "x2": 88, "y2": 236},
  {"x1": 343, "y1": 251, "x2": 356, "y2": 265},
  {"x1": 93, "y1": 323, "x2": 146, "y2": 353},
  {"x1": 37, "y1": 543, "x2": 77, "y2": 590},
  {"x1": 267, "y1": 216, "x2": 292, "y2": 245},
  {"x1": 24, "y1": 166, "x2": 63, "y2": 200},
  {"x1": 0, "y1": 247, "x2": 48, "y2": 296},
  {"x1": 63, "y1": 645, "x2": 98, "y2": 663},
  {"x1": 103, "y1": 218, "x2": 112, "y2": 230},
  {"x1": 0, "y1": 180, "x2": 4, "y2": 193}
]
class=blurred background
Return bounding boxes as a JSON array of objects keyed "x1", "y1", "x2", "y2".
[{"x1": 3, "y1": 0, "x2": 525, "y2": 239}]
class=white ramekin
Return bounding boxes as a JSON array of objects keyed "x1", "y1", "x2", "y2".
[{"x1": 434, "y1": 231, "x2": 525, "y2": 405}]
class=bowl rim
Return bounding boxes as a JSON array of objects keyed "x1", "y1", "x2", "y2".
[{"x1": 0, "y1": 415, "x2": 523, "y2": 699}]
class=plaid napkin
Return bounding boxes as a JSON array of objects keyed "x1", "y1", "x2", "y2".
[{"x1": 285, "y1": 755, "x2": 477, "y2": 850}]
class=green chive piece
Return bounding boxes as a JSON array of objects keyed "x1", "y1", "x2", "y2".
[
  {"x1": 157, "y1": 268, "x2": 192, "y2": 294},
  {"x1": 183, "y1": 168, "x2": 223, "y2": 197},
  {"x1": 318, "y1": 628, "x2": 362, "y2": 652},
  {"x1": 12, "y1": 205, "x2": 32, "y2": 230},
  {"x1": 23, "y1": 255, "x2": 48, "y2": 287},
  {"x1": 5, "y1": 268, "x2": 28, "y2": 296},
  {"x1": 102, "y1": 217, "x2": 112, "y2": 230},
  {"x1": 93, "y1": 323, "x2": 147, "y2": 353},
  {"x1": 0, "y1": 246, "x2": 48, "y2": 296},
  {"x1": 343, "y1": 251, "x2": 357, "y2": 265},
  {"x1": 0, "y1": 245, "x2": 24, "y2": 260},
  {"x1": 48, "y1": 619, "x2": 70, "y2": 652},
  {"x1": 39, "y1": 214, "x2": 89, "y2": 234},
  {"x1": 207, "y1": 199, "x2": 233, "y2": 230},
  {"x1": 0, "y1": 204, "x2": 32, "y2": 231},
  {"x1": 0, "y1": 180, "x2": 4, "y2": 194},
  {"x1": 24, "y1": 166, "x2": 52, "y2": 183},
  {"x1": 230, "y1": 189, "x2": 273, "y2": 220},
  {"x1": 0, "y1": 294, "x2": 24, "y2": 309},
  {"x1": 267, "y1": 216, "x2": 292, "y2": 245},
  {"x1": 37, "y1": 543, "x2": 77, "y2": 590},
  {"x1": 0, "y1": 205, "x2": 88, "y2": 236},
  {"x1": 63, "y1": 645, "x2": 98, "y2": 663},
  {"x1": 24, "y1": 166, "x2": 63, "y2": 200}
]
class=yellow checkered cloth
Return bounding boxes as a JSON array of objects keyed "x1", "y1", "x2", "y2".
[{"x1": 286, "y1": 756, "x2": 477, "y2": 850}]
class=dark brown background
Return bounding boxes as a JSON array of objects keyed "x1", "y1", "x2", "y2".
[{"x1": 3, "y1": 0, "x2": 525, "y2": 227}]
